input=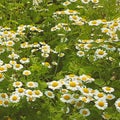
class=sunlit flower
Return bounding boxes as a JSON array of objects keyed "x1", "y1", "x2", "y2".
[
  {"x1": 34, "y1": 90, "x2": 43, "y2": 98},
  {"x1": 25, "y1": 89, "x2": 34, "y2": 97},
  {"x1": 94, "y1": 92, "x2": 106, "y2": 100},
  {"x1": 10, "y1": 94, "x2": 20, "y2": 103},
  {"x1": 0, "y1": 73, "x2": 4, "y2": 82},
  {"x1": 60, "y1": 89, "x2": 68, "y2": 94},
  {"x1": 65, "y1": 81, "x2": 78, "y2": 91},
  {"x1": 15, "y1": 88, "x2": 25, "y2": 96},
  {"x1": 79, "y1": 108, "x2": 90, "y2": 116},
  {"x1": 91, "y1": 0, "x2": 99, "y2": 3},
  {"x1": 69, "y1": 15, "x2": 81, "y2": 22},
  {"x1": 44, "y1": 90, "x2": 55, "y2": 98},
  {"x1": 0, "y1": 93, "x2": 8, "y2": 99},
  {"x1": 47, "y1": 81, "x2": 62, "y2": 90},
  {"x1": 26, "y1": 81, "x2": 38, "y2": 88},
  {"x1": 77, "y1": 51, "x2": 85, "y2": 57},
  {"x1": 3, "y1": 99, "x2": 9, "y2": 107},
  {"x1": 60, "y1": 94, "x2": 72, "y2": 103},
  {"x1": 20, "y1": 57, "x2": 30, "y2": 64},
  {"x1": 5, "y1": 64, "x2": 12, "y2": 69},
  {"x1": 13, "y1": 64, "x2": 23, "y2": 70},
  {"x1": 115, "y1": 98, "x2": 120, "y2": 112},
  {"x1": 95, "y1": 99, "x2": 108, "y2": 110},
  {"x1": 106, "y1": 94, "x2": 115, "y2": 100},
  {"x1": 8, "y1": 52, "x2": 19, "y2": 59},
  {"x1": 26, "y1": 97, "x2": 36, "y2": 102},
  {"x1": 81, "y1": 0, "x2": 90, "y2": 4},
  {"x1": 13, "y1": 81, "x2": 23, "y2": 88},
  {"x1": 63, "y1": 1, "x2": 71, "y2": 6},
  {"x1": 5, "y1": 40, "x2": 15, "y2": 47},
  {"x1": 23, "y1": 70, "x2": 31, "y2": 76},
  {"x1": 102, "y1": 86, "x2": 114, "y2": 93},
  {"x1": 0, "y1": 65, "x2": 7, "y2": 73},
  {"x1": 88, "y1": 20, "x2": 101, "y2": 26},
  {"x1": 9, "y1": 60, "x2": 17, "y2": 65},
  {"x1": 80, "y1": 96, "x2": 91, "y2": 103},
  {"x1": 80, "y1": 87, "x2": 92, "y2": 96},
  {"x1": 95, "y1": 49, "x2": 107, "y2": 59}
]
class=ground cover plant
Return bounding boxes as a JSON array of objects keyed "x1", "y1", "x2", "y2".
[{"x1": 0, "y1": 0, "x2": 120, "y2": 120}]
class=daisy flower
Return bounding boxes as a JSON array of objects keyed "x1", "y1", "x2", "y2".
[
  {"x1": 13, "y1": 64, "x2": 23, "y2": 70},
  {"x1": 91, "y1": 0, "x2": 99, "y2": 4},
  {"x1": 0, "y1": 73, "x2": 4, "y2": 82},
  {"x1": 5, "y1": 40, "x2": 15, "y2": 47},
  {"x1": 10, "y1": 94, "x2": 20, "y2": 103},
  {"x1": 115, "y1": 98, "x2": 120, "y2": 112},
  {"x1": 3, "y1": 99, "x2": 9, "y2": 107},
  {"x1": 13, "y1": 81, "x2": 23, "y2": 88},
  {"x1": 106, "y1": 94, "x2": 115, "y2": 100},
  {"x1": 26, "y1": 81, "x2": 38, "y2": 88},
  {"x1": 94, "y1": 92, "x2": 106, "y2": 100},
  {"x1": 44, "y1": 90, "x2": 55, "y2": 98},
  {"x1": 77, "y1": 51, "x2": 85, "y2": 57},
  {"x1": 102, "y1": 112, "x2": 111, "y2": 120},
  {"x1": 34, "y1": 90, "x2": 43, "y2": 98},
  {"x1": 65, "y1": 81, "x2": 78, "y2": 91},
  {"x1": 23, "y1": 70, "x2": 31, "y2": 76},
  {"x1": 15, "y1": 88, "x2": 25, "y2": 96},
  {"x1": 79, "y1": 108, "x2": 90, "y2": 116},
  {"x1": 20, "y1": 57, "x2": 30, "y2": 64},
  {"x1": 0, "y1": 65, "x2": 7, "y2": 73},
  {"x1": 63, "y1": 1, "x2": 71, "y2": 6},
  {"x1": 60, "y1": 94, "x2": 72, "y2": 103},
  {"x1": 81, "y1": 0, "x2": 90, "y2": 4},
  {"x1": 8, "y1": 52, "x2": 19, "y2": 59},
  {"x1": 80, "y1": 87, "x2": 92, "y2": 96},
  {"x1": 25, "y1": 89, "x2": 34, "y2": 97},
  {"x1": 47, "y1": 81, "x2": 62, "y2": 90},
  {"x1": 102, "y1": 86, "x2": 114, "y2": 93},
  {"x1": 95, "y1": 49, "x2": 107, "y2": 59},
  {"x1": 0, "y1": 93, "x2": 8, "y2": 99},
  {"x1": 95, "y1": 99, "x2": 108, "y2": 110},
  {"x1": 26, "y1": 97, "x2": 36, "y2": 102}
]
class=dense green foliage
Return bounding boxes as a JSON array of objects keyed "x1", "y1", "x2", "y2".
[{"x1": 0, "y1": 0, "x2": 120, "y2": 120}]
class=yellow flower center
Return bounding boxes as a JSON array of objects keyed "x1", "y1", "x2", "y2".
[
  {"x1": 15, "y1": 64, "x2": 20, "y2": 68},
  {"x1": 34, "y1": 90, "x2": 40, "y2": 95},
  {"x1": 83, "y1": 88, "x2": 89, "y2": 93},
  {"x1": 1, "y1": 93, "x2": 6, "y2": 98},
  {"x1": 105, "y1": 87, "x2": 111, "y2": 91},
  {"x1": 0, "y1": 67, "x2": 5, "y2": 71},
  {"x1": 118, "y1": 102, "x2": 120, "y2": 107},
  {"x1": 4, "y1": 100, "x2": 9, "y2": 105},
  {"x1": 52, "y1": 82, "x2": 58, "y2": 87},
  {"x1": 98, "y1": 101, "x2": 104, "y2": 107},
  {"x1": 48, "y1": 92, "x2": 52, "y2": 96},
  {"x1": 63, "y1": 95, "x2": 70, "y2": 100},
  {"x1": 12, "y1": 96, "x2": 18, "y2": 101},
  {"x1": 22, "y1": 58, "x2": 27, "y2": 61},
  {"x1": 98, "y1": 93, "x2": 104, "y2": 98},
  {"x1": 0, "y1": 73, "x2": 3, "y2": 78},
  {"x1": 69, "y1": 81, "x2": 76, "y2": 87},
  {"x1": 0, "y1": 100, "x2": 3, "y2": 105},
  {"x1": 28, "y1": 82, "x2": 34, "y2": 86},
  {"x1": 18, "y1": 88, "x2": 24, "y2": 93},
  {"x1": 98, "y1": 50, "x2": 104, "y2": 55},
  {"x1": 82, "y1": 110, "x2": 88, "y2": 115},
  {"x1": 28, "y1": 91, "x2": 33, "y2": 95}
]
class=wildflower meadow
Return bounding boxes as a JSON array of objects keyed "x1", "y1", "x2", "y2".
[{"x1": 0, "y1": 0, "x2": 120, "y2": 120}]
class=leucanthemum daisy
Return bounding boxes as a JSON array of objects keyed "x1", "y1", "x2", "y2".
[
  {"x1": 0, "y1": 73, "x2": 4, "y2": 82},
  {"x1": 47, "y1": 81, "x2": 62, "y2": 90},
  {"x1": 74, "y1": 101, "x2": 84, "y2": 109},
  {"x1": 34, "y1": 90, "x2": 43, "y2": 98},
  {"x1": 23, "y1": 70, "x2": 31, "y2": 76},
  {"x1": 79, "y1": 108, "x2": 90, "y2": 116},
  {"x1": 106, "y1": 94, "x2": 115, "y2": 100},
  {"x1": 0, "y1": 65, "x2": 7, "y2": 73},
  {"x1": 10, "y1": 94, "x2": 20, "y2": 103},
  {"x1": 95, "y1": 49, "x2": 107, "y2": 59},
  {"x1": 25, "y1": 89, "x2": 34, "y2": 97},
  {"x1": 26, "y1": 81, "x2": 38, "y2": 88},
  {"x1": 102, "y1": 86, "x2": 114, "y2": 93},
  {"x1": 15, "y1": 88, "x2": 25, "y2": 96},
  {"x1": 77, "y1": 51, "x2": 85, "y2": 57},
  {"x1": 26, "y1": 97, "x2": 36, "y2": 102},
  {"x1": 115, "y1": 98, "x2": 120, "y2": 112},
  {"x1": 60, "y1": 94, "x2": 72, "y2": 103},
  {"x1": 0, "y1": 93, "x2": 8, "y2": 99},
  {"x1": 81, "y1": 0, "x2": 90, "y2": 4},
  {"x1": 20, "y1": 57, "x2": 30, "y2": 64},
  {"x1": 94, "y1": 92, "x2": 106, "y2": 100},
  {"x1": 13, "y1": 81, "x2": 23, "y2": 88},
  {"x1": 44, "y1": 90, "x2": 55, "y2": 98},
  {"x1": 95, "y1": 99, "x2": 108, "y2": 110},
  {"x1": 91, "y1": 0, "x2": 99, "y2": 4},
  {"x1": 13, "y1": 64, "x2": 23, "y2": 70}
]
